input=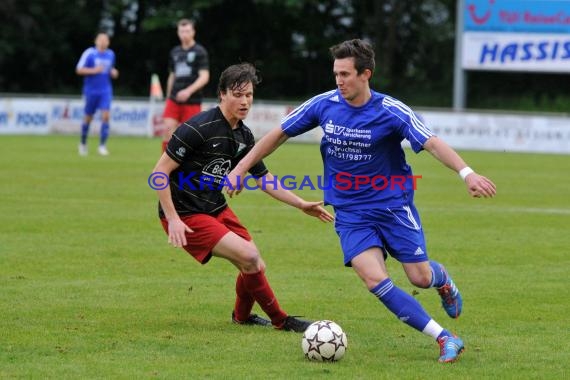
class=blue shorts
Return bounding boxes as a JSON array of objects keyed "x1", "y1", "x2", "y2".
[
  {"x1": 334, "y1": 204, "x2": 428, "y2": 266},
  {"x1": 84, "y1": 93, "x2": 112, "y2": 116}
]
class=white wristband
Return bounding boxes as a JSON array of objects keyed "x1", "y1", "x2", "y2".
[{"x1": 459, "y1": 167, "x2": 474, "y2": 181}]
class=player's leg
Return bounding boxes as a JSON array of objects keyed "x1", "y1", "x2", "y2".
[
  {"x1": 351, "y1": 247, "x2": 442, "y2": 335},
  {"x1": 351, "y1": 248, "x2": 464, "y2": 362},
  {"x1": 159, "y1": 213, "x2": 271, "y2": 326},
  {"x1": 403, "y1": 261, "x2": 462, "y2": 319},
  {"x1": 163, "y1": 209, "x2": 308, "y2": 331},
  {"x1": 79, "y1": 95, "x2": 97, "y2": 155},
  {"x1": 212, "y1": 207, "x2": 311, "y2": 331},
  {"x1": 97, "y1": 94, "x2": 112, "y2": 155},
  {"x1": 387, "y1": 202, "x2": 463, "y2": 319},
  {"x1": 212, "y1": 232, "x2": 294, "y2": 328}
]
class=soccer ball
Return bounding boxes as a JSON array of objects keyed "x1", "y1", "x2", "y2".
[{"x1": 301, "y1": 320, "x2": 347, "y2": 362}]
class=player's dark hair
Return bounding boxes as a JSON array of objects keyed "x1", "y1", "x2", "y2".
[
  {"x1": 329, "y1": 39, "x2": 375, "y2": 75},
  {"x1": 177, "y1": 18, "x2": 195, "y2": 28},
  {"x1": 217, "y1": 63, "x2": 261, "y2": 99}
]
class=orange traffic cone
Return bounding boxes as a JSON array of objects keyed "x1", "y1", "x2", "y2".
[{"x1": 150, "y1": 73, "x2": 164, "y2": 99}]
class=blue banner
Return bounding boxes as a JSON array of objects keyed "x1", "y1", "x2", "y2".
[{"x1": 465, "y1": 0, "x2": 570, "y2": 33}]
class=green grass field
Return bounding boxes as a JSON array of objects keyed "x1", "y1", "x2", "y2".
[{"x1": 1, "y1": 135, "x2": 569, "y2": 379}]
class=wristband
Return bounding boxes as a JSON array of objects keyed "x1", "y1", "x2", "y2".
[{"x1": 459, "y1": 167, "x2": 474, "y2": 181}]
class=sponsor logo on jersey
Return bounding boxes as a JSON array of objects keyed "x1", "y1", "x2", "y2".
[
  {"x1": 236, "y1": 142, "x2": 247, "y2": 155},
  {"x1": 176, "y1": 147, "x2": 186, "y2": 157},
  {"x1": 324, "y1": 120, "x2": 346, "y2": 135},
  {"x1": 202, "y1": 158, "x2": 231, "y2": 180}
]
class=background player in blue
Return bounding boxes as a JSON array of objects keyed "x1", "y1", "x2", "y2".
[
  {"x1": 76, "y1": 31, "x2": 119, "y2": 156},
  {"x1": 227, "y1": 39, "x2": 497, "y2": 363}
]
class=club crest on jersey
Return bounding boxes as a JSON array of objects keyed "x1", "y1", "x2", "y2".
[
  {"x1": 202, "y1": 158, "x2": 231, "y2": 180},
  {"x1": 176, "y1": 147, "x2": 186, "y2": 157},
  {"x1": 187, "y1": 52, "x2": 196, "y2": 63},
  {"x1": 324, "y1": 120, "x2": 346, "y2": 135},
  {"x1": 236, "y1": 142, "x2": 247, "y2": 155}
]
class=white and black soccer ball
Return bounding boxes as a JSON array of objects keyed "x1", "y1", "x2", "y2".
[{"x1": 301, "y1": 320, "x2": 347, "y2": 362}]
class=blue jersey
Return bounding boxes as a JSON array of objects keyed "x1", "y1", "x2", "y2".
[
  {"x1": 281, "y1": 89, "x2": 433, "y2": 210},
  {"x1": 76, "y1": 47, "x2": 116, "y2": 95}
]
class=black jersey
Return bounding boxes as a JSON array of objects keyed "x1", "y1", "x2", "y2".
[
  {"x1": 160, "y1": 106, "x2": 268, "y2": 217},
  {"x1": 168, "y1": 43, "x2": 209, "y2": 105}
]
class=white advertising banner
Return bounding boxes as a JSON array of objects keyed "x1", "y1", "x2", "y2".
[
  {"x1": 418, "y1": 110, "x2": 570, "y2": 154},
  {"x1": 0, "y1": 98, "x2": 51, "y2": 134},
  {"x1": 0, "y1": 96, "x2": 568, "y2": 154},
  {"x1": 462, "y1": 32, "x2": 570, "y2": 72},
  {"x1": 50, "y1": 98, "x2": 150, "y2": 136}
]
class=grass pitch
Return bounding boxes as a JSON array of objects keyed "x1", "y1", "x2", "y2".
[{"x1": 1, "y1": 135, "x2": 569, "y2": 379}]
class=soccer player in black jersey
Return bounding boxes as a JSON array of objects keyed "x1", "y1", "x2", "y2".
[
  {"x1": 152, "y1": 63, "x2": 334, "y2": 332},
  {"x1": 162, "y1": 18, "x2": 210, "y2": 152}
]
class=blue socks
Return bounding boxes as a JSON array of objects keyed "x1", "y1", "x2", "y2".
[
  {"x1": 80, "y1": 122, "x2": 90, "y2": 144},
  {"x1": 100, "y1": 122, "x2": 110, "y2": 145},
  {"x1": 429, "y1": 261, "x2": 448, "y2": 288},
  {"x1": 371, "y1": 278, "x2": 431, "y2": 332},
  {"x1": 81, "y1": 122, "x2": 109, "y2": 145},
  {"x1": 371, "y1": 278, "x2": 454, "y2": 340}
]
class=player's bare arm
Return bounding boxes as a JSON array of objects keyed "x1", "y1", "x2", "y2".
[
  {"x1": 153, "y1": 153, "x2": 193, "y2": 247},
  {"x1": 176, "y1": 69, "x2": 210, "y2": 102},
  {"x1": 166, "y1": 72, "x2": 175, "y2": 99},
  {"x1": 255, "y1": 173, "x2": 334, "y2": 223},
  {"x1": 76, "y1": 66, "x2": 105, "y2": 76},
  {"x1": 423, "y1": 136, "x2": 497, "y2": 198},
  {"x1": 227, "y1": 127, "x2": 289, "y2": 197}
]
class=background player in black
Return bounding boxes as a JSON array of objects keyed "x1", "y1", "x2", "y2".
[
  {"x1": 162, "y1": 18, "x2": 210, "y2": 151},
  {"x1": 152, "y1": 63, "x2": 334, "y2": 331}
]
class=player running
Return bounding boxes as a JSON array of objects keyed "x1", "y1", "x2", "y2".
[
  {"x1": 226, "y1": 39, "x2": 497, "y2": 362},
  {"x1": 152, "y1": 63, "x2": 333, "y2": 332},
  {"x1": 76, "y1": 31, "x2": 119, "y2": 156}
]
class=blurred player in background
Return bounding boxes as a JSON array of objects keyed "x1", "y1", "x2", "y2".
[
  {"x1": 76, "y1": 31, "x2": 119, "y2": 156},
  {"x1": 152, "y1": 63, "x2": 333, "y2": 331},
  {"x1": 162, "y1": 18, "x2": 210, "y2": 152},
  {"x1": 227, "y1": 39, "x2": 497, "y2": 363}
]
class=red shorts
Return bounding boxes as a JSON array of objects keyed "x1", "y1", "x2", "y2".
[
  {"x1": 162, "y1": 98, "x2": 201, "y2": 124},
  {"x1": 160, "y1": 207, "x2": 251, "y2": 264}
]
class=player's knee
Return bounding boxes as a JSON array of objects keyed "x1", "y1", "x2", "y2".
[
  {"x1": 238, "y1": 248, "x2": 262, "y2": 273},
  {"x1": 358, "y1": 273, "x2": 387, "y2": 291}
]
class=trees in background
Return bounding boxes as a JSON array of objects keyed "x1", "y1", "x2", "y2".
[{"x1": 1, "y1": 0, "x2": 568, "y2": 111}]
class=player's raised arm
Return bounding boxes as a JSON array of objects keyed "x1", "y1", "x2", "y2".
[
  {"x1": 226, "y1": 127, "x2": 289, "y2": 197},
  {"x1": 423, "y1": 136, "x2": 497, "y2": 198}
]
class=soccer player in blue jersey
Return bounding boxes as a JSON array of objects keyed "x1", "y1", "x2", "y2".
[
  {"x1": 226, "y1": 39, "x2": 497, "y2": 363},
  {"x1": 76, "y1": 32, "x2": 119, "y2": 156}
]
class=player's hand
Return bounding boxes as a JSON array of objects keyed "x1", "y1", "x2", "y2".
[
  {"x1": 94, "y1": 65, "x2": 105, "y2": 74},
  {"x1": 300, "y1": 200, "x2": 335, "y2": 223},
  {"x1": 175, "y1": 88, "x2": 192, "y2": 102},
  {"x1": 465, "y1": 173, "x2": 496, "y2": 198},
  {"x1": 110, "y1": 68, "x2": 119, "y2": 79},
  {"x1": 167, "y1": 218, "x2": 193, "y2": 248},
  {"x1": 225, "y1": 170, "x2": 246, "y2": 198}
]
